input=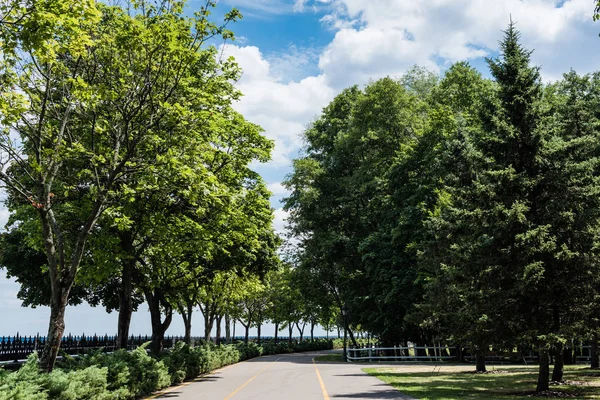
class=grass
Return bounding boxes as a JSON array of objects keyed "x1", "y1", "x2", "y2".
[
  {"x1": 314, "y1": 353, "x2": 344, "y2": 362},
  {"x1": 364, "y1": 365, "x2": 600, "y2": 399}
]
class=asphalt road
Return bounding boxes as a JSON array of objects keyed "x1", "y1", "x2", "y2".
[{"x1": 147, "y1": 351, "x2": 415, "y2": 400}]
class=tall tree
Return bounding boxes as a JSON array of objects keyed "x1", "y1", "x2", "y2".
[{"x1": 0, "y1": 0, "x2": 242, "y2": 370}]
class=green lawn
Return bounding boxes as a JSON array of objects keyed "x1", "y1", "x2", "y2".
[{"x1": 364, "y1": 365, "x2": 600, "y2": 399}]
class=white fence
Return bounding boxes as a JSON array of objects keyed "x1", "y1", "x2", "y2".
[
  {"x1": 347, "y1": 346, "x2": 454, "y2": 362},
  {"x1": 347, "y1": 345, "x2": 593, "y2": 364}
]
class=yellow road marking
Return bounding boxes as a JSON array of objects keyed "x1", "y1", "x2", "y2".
[
  {"x1": 312, "y1": 358, "x2": 330, "y2": 400},
  {"x1": 144, "y1": 362, "x2": 238, "y2": 400},
  {"x1": 223, "y1": 357, "x2": 281, "y2": 400}
]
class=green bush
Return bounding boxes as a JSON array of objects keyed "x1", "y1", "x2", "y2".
[
  {"x1": 45, "y1": 366, "x2": 115, "y2": 400},
  {"x1": 161, "y1": 342, "x2": 241, "y2": 384},
  {"x1": 0, "y1": 354, "x2": 121, "y2": 400},
  {"x1": 0, "y1": 354, "x2": 48, "y2": 400},
  {"x1": 1, "y1": 338, "x2": 333, "y2": 399},
  {"x1": 63, "y1": 343, "x2": 171, "y2": 398},
  {"x1": 236, "y1": 342, "x2": 263, "y2": 360},
  {"x1": 332, "y1": 338, "x2": 373, "y2": 349}
]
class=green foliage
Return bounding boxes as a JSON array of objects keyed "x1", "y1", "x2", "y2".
[
  {"x1": 0, "y1": 354, "x2": 48, "y2": 400},
  {"x1": 161, "y1": 342, "x2": 241, "y2": 384},
  {"x1": 285, "y1": 19, "x2": 600, "y2": 392},
  {"x1": 0, "y1": 340, "x2": 333, "y2": 398},
  {"x1": 0, "y1": 354, "x2": 117, "y2": 400},
  {"x1": 236, "y1": 342, "x2": 264, "y2": 360},
  {"x1": 0, "y1": 0, "x2": 276, "y2": 371},
  {"x1": 57, "y1": 344, "x2": 170, "y2": 398},
  {"x1": 332, "y1": 338, "x2": 372, "y2": 349}
]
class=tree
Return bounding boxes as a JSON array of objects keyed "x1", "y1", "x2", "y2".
[
  {"x1": 0, "y1": 0, "x2": 243, "y2": 370},
  {"x1": 416, "y1": 62, "x2": 495, "y2": 371},
  {"x1": 540, "y1": 70, "x2": 600, "y2": 380},
  {"x1": 422, "y1": 23, "x2": 600, "y2": 390}
]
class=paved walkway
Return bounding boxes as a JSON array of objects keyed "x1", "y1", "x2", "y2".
[{"x1": 147, "y1": 351, "x2": 416, "y2": 399}]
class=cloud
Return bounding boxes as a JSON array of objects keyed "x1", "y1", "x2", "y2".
[
  {"x1": 317, "y1": 0, "x2": 599, "y2": 86},
  {"x1": 223, "y1": 44, "x2": 335, "y2": 167},
  {"x1": 0, "y1": 207, "x2": 9, "y2": 231},
  {"x1": 268, "y1": 182, "x2": 291, "y2": 196},
  {"x1": 221, "y1": 0, "x2": 297, "y2": 15},
  {"x1": 222, "y1": 0, "x2": 333, "y2": 15},
  {"x1": 273, "y1": 208, "x2": 289, "y2": 234},
  {"x1": 293, "y1": 0, "x2": 308, "y2": 12},
  {"x1": 0, "y1": 190, "x2": 8, "y2": 231}
]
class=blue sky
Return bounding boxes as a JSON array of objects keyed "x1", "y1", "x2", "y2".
[{"x1": 2, "y1": 0, "x2": 600, "y2": 338}]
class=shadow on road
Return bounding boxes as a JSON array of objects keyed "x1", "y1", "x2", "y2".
[{"x1": 331, "y1": 388, "x2": 408, "y2": 399}]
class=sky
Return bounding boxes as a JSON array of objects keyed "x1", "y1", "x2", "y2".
[{"x1": 1, "y1": 0, "x2": 600, "y2": 338}]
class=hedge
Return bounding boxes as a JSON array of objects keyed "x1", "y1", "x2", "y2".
[{"x1": 0, "y1": 339, "x2": 333, "y2": 399}]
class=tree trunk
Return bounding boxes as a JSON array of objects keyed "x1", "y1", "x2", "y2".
[
  {"x1": 244, "y1": 324, "x2": 250, "y2": 344},
  {"x1": 274, "y1": 322, "x2": 279, "y2": 343},
  {"x1": 550, "y1": 306, "x2": 564, "y2": 381},
  {"x1": 146, "y1": 288, "x2": 173, "y2": 355},
  {"x1": 337, "y1": 326, "x2": 341, "y2": 339},
  {"x1": 343, "y1": 322, "x2": 348, "y2": 361},
  {"x1": 310, "y1": 321, "x2": 315, "y2": 341},
  {"x1": 288, "y1": 324, "x2": 293, "y2": 344},
  {"x1": 552, "y1": 345, "x2": 564, "y2": 382},
  {"x1": 296, "y1": 322, "x2": 305, "y2": 341},
  {"x1": 257, "y1": 322, "x2": 262, "y2": 345},
  {"x1": 347, "y1": 325, "x2": 359, "y2": 348},
  {"x1": 215, "y1": 315, "x2": 223, "y2": 345},
  {"x1": 39, "y1": 199, "x2": 93, "y2": 371},
  {"x1": 476, "y1": 351, "x2": 486, "y2": 373},
  {"x1": 225, "y1": 314, "x2": 231, "y2": 344},
  {"x1": 117, "y1": 232, "x2": 135, "y2": 350},
  {"x1": 40, "y1": 288, "x2": 68, "y2": 372},
  {"x1": 537, "y1": 349, "x2": 550, "y2": 392},
  {"x1": 591, "y1": 334, "x2": 599, "y2": 369},
  {"x1": 179, "y1": 300, "x2": 193, "y2": 345},
  {"x1": 203, "y1": 310, "x2": 215, "y2": 343}
]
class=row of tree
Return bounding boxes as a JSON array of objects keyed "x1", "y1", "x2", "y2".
[
  {"x1": 284, "y1": 21, "x2": 600, "y2": 392},
  {"x1": 0, "y1": 0, "x2": 301, "y2": 373}
]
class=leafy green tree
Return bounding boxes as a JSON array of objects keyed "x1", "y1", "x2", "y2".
[
  {"x1": 0, "y1": 0, "x2": 244, "y2": 370},
  {"x1": 540, "y1": 70, "x2": 600, "y2": 379},
  {"x1": 423, "y1": 23, "x2": 600, "y2": 390},
  {"x1": 0, "y1": 230, "x2": 89, "y2": 307},
  {"x1": 417, "y1": 62, "x2": 495, "y2": 371}
]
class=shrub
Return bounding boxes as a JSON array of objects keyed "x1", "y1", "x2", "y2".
[
  {"x1": 1, "y1": 337, "x2": 333, "y2": 399},
  {"x1": 160, "y1": 342, "x2": 242, "y2": 384},
  {"x1": 236, "y1": 342, "x2": 263, "y2": 360},
  {"x1": 68, "y1": 343, "x2": 171, "y2": 398},
  {"x1": 0, "y1": 354, "x2": 47, "y2": 400},
  {"x1": 44, "y1": 366, "x2": 115, "y2": 400}
]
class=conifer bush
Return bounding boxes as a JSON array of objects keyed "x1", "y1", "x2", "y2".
[{"x1": 0, "y1": 339, "x2": 334, "y2": 399}]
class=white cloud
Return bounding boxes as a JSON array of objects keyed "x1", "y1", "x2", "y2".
[
  {"x1": 221, "y1": 0, "x2": 296, "y2": 15},
  {"x1": 0, "y1": 207, "x2": 9, "y2": 231},
  {"x1": 223, "y1": 44, "x2": 335, "y2": 167},
  {"x1": 293, "y1": 0, "x2": 308, "y2": 12},
  {"x1": 317, "y1": 0, "x2": 599, "y2": 86},
  {"x1": 223, "y1": 0, "x2": 333, "y2": 15},
  {"x1": 267, "y1": 182, "x2": 291, "y2": 196},
  {"x1": 273, "y1": 208, "x2": 289, "y2": 234},
  {"x1": 0, "y1": 190, "x2": 8, "y2": 231}
]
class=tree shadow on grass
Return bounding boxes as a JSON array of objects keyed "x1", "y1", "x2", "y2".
[{"x1": 368, "y1": 371, "x2": 600, "y2": 399}]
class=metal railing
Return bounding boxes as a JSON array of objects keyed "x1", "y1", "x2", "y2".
[
  {"x1": 347, "y1": 345, "x2": 594, "y2": 364},
  {"x1": 347, "y1": 346, "x2": 454, "y2": 362}
]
